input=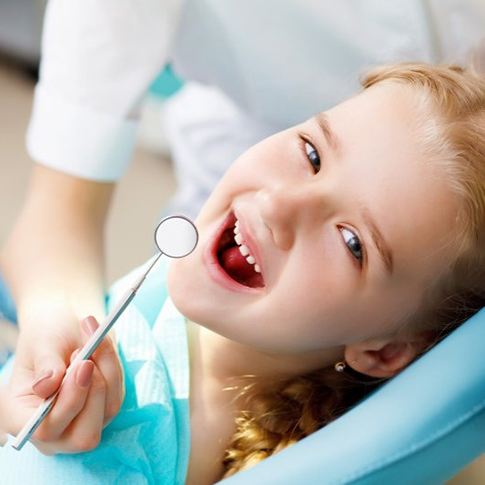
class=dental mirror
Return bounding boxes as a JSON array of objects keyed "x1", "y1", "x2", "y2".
[
  {"x1": 12, "y1": 215, "x2": 198, "y2": 452},
  {"x1": 154, "y1": 215, "x2": 199, "y2": 258}
]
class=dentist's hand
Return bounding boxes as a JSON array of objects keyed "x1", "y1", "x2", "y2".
[
  {"x1": 0, "y1": 164, "x2": 119, "y2": 454},
  {"x1": 3, "y1": 315, "x2": 124, "y2": 455}
]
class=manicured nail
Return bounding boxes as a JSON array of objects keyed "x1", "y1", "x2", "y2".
[
  {"x1": 70, "y1": 348, "x2": 80, "y2": 364},
  {"x1": 32, "y1": 370, "x2": 53, "y2": 392},
  {"x1": 76, "y1": 361, "x2": 94, "y2": 388},
  {"x1": 82, "y1": 316, "x2": 99, "y2": 335}
]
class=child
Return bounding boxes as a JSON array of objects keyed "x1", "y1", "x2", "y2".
[{"x1": 0, "y1": 63, "x2": 484, "y2": 484}]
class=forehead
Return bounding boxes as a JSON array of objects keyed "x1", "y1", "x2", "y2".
[{"x1": 325, "y1": 83, "x2": 459, "y2": 277}]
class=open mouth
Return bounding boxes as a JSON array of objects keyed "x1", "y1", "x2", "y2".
[{"x1": 214, "y1": 212, "x2": 265, "y2": 289}]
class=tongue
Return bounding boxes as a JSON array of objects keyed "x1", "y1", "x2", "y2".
[{"x1": 219, "y1": 246, "x2": 264, "y2": 288}]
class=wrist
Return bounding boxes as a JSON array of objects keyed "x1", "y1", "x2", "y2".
[{"x1": 16, "y1": 290, "x2": 105, "y2": 335}]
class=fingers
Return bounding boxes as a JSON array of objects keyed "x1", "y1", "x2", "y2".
[
  {"x1": 32, "y1": 353, "x2": 67, "y2": 399},
  {"x1": 16, "y1": 314, "x2": 123, "y2": 455},
  {"x1": 61, "y1": 365, "x2": 107, "y2": 453},
  {"x1": 33, "y1": 363, "x2": 107, "y2": 455},
  {"x1": 33, "y1": 360, "x2": 94, "y2": 443},
  {"x1": 81, "y1": 316, "x2": 124, "y2": 421}
]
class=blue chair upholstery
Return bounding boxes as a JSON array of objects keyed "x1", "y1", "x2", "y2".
[{"x1": 218, "y1": 309, "x2": 485, "y2": 484}]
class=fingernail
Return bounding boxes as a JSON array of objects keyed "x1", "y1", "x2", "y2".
[
  {"x1": 70, "y1": 348, "x2": 80, "y2": 364},
  {"x1": 32, "y1": 370, "x2": 53, "y2": 392},
  {"x1": 82, "y1": 316, "x2": 99, "y2": 335},
  {"x1": 76, "y1": 361, "x2": 94, "y2": 388}
]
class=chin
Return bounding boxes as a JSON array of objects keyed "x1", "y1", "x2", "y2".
[
  {"x1": 167, "y1": 256, "x2": 211, "y2": 324},
  {"x1": 167, "y1": 258, "x2": 194, "y2": 317},
  {"x1": 167, "y1": 257, "x2": 235, "y2": 339}
]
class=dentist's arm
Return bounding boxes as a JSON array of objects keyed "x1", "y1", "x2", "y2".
[
  {"x1": 2, "y1": 164, "x2": 111, "y2": 326},
  {"x1": 0, "y1": 165, "x2": 123, "y2": 453},
  {"x1": 0, "y1": 0, "x2": 182, "y2": 452}
]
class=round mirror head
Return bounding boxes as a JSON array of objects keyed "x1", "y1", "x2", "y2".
[{"x1": 154, "y1": 215, "x2": 198, "y2": 258}]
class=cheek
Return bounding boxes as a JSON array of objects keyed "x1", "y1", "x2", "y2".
[
  {"x1": 195, "y1": 160, "x2": 256, "y2": 223},
  {"x1": 196, "y1": 132, "x2": 301, "y2": 223},
  {"x1": 167, "y1": 258, "x2": 191, "y2": 314},
  {"x1": 167, "y1": 252, "x2": 209, "y2": 322},
  {"x1": 260, "y1": 248, "x2": 357, "y2": 348}
]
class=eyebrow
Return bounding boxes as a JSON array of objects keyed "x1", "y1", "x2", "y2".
[
  {"x1": 361, "y1": 207, "x2": 394, "y2": 274},
  {"x1": 314, "y1": 112, "x2": 340, "y2": 152}
]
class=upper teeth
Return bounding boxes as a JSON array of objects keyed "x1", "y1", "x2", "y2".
[{"x1": 234, "y1": 220, "x2": 261, "y2": 273}]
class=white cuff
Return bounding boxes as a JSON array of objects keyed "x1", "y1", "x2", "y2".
[{"x1": 26, "y1": 84, "x2": 138, "y2": 182}]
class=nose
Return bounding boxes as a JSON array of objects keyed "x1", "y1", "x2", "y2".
[{"x1": 255, "y1": 183, "x2": 334, "y2": 250}]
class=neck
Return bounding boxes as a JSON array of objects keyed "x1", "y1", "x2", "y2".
[
  {"x1": 185, "y1": 321, "x2": 342, "y2": 485},
  {"x1": 187, "y1": 320, "x2": 343, "y2": 394}
]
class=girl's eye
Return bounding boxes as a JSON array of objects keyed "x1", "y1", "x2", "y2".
[
  {"x1": 339, "y1": 227, "x2": 364, "y2": 265},
  {"x1": 304, "y1": 141, "x2": 321, "y2": 173}
]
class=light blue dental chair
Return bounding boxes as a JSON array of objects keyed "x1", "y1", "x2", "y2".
[{"x1": 217, "y1": 308, "x2": 485, "y2": 484}]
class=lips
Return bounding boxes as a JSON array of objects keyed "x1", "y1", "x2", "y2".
[{"x1": 207, "y1": 210, "x2": 265, "y2": 291}]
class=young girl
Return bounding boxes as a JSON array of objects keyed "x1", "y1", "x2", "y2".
[{"x1": 0, "y1": 63, "x2": 484, "y2": 484}]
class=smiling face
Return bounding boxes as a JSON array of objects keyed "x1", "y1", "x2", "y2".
[{"x1": 168, "y1": 83, "x2": 460, "y2": 355}]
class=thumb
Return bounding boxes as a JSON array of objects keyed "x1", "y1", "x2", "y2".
[{"x1": 32, "y1": 353, "x2": 67, "y2": 399}]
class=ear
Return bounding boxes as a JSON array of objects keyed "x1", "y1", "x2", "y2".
[{"x1": 344, "y1": 335, "x2": 428, "y2": 379}]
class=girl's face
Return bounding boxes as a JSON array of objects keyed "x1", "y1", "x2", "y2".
[{"x1": 168, "y1": 83, "x2": 459, "y2": 355}]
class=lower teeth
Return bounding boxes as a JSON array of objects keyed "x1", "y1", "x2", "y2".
[{"x1": 216, "y1": 220, "x2": 264, "y2": 287}]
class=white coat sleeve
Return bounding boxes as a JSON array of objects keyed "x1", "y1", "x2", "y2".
[{"x1": 27, "y1": 0, "x2": 183, "y2": 181}]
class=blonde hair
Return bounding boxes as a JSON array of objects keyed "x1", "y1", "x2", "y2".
[{"x1": 221, "y1": 63, "x2": 485, "y2": 478}]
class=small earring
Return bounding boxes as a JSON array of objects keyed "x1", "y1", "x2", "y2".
[{"x1": 334, "y1": 361, "x2": 346, "y2": 372}]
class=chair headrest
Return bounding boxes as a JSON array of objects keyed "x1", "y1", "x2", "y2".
[{"x1": 218, "y1": 308, "x2": 485, "y2": 484}]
